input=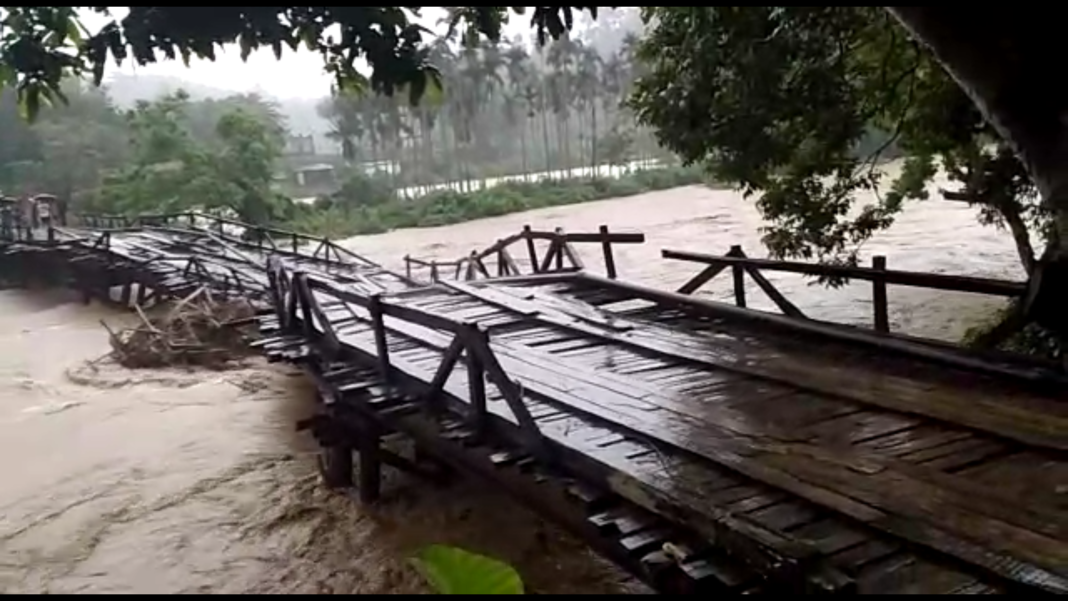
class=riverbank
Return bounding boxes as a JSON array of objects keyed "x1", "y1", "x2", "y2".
[{"x1": 284, "y1": 166, "x2": 711, "y2": 239}]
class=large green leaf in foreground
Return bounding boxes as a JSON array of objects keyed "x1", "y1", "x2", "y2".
[{"x1": 412, "y1": 545, "x2": 525, "y2": 595}]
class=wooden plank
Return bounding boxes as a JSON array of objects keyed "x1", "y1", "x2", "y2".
[
  {"x1": 677, "y1": 263, "x2": 730, "y2": 295},
  {"x1": 956, "y1": 451, "x2": 1068, "y2": 508},
  {"x1": 321, "y1": 290, "x2": 1068, "y2": 592},
  {"x1": 384, "y1": 288, "x2": 1059, "y2": 550},
  {"x1": 743, "y1": 263, "x2": 806, "y2": 318},
  {"x1": 325, "y1": 317, "x2": 843, "y2": 587},
  {"x1": 260, "y1": 275, "x2": 1068, "y2": 593},
  {"x1": 309, "y1": 296, "x2": 850, "y2": 589},
  {"x1": 483, "y1": 281, "x2": 1068, "y2": 453},
  {"x1": 574, "y1": 271, "x2": 1066, "y2": 387},
  {"x1": 662, "y1": 248, "x2": 1026, "y2": 297}
]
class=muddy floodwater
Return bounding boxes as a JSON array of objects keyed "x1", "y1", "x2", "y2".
[{"x1": 0, "y1": 181, "x2": 1024, "y2": 593}]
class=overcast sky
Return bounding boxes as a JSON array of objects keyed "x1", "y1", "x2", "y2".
[{"x1": 83, "y1": 8, "x2": 539, "y2": 100}]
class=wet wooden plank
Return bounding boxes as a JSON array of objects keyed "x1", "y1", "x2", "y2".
[
  {"x1": 533, "y1": 286, "x2": 1068, "y2": 452},
  {"x1": 790, "y1": 519, "x2": 871, "y2": 555},
  {"x1": 508, "y1": 366, "x2": 1062, "y2": 584},
  {"x1": 300, "y1": 284, "x2": 1068, "y2": 592},
  {"x1": 632, "y1": 305, "x2": 1068, "y2": 446},
  {"x1": 803, "y1": 411, "x2": 922, "y2": 447},
  {"x1": 855, "y1": 425, "x2": 973, "y2": 459},
  {"x1": 747, "y1": 500, "x2": 822, "y2": 531},
  {"x1": 315, "y1": 308, "x2": 850, "y2": 586},
  {"x1": 362, "y1": 320, "x2": 1065, "y2": 591},
  {"x1": 958, "y1": 452, "x2": 1068, "y2": 513}
]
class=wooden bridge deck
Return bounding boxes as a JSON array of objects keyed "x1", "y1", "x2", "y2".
[
  {"x1": 0, "y1": 221, "x2": 412, "y2": 302},
  {"x1": 258, "y1": 258, "x2": 1066, "y2": 595},
  {"x1": 2, "y1": 215, "x2": 1064, "y2": 595}
]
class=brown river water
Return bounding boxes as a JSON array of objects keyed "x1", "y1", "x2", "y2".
[{"x1": 0, "y1": 182, "x2": 1024, "y2": 594}]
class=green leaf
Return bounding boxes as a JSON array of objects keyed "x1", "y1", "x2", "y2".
[{"x1": 411, "y1": 545, "x2": 524, "y2": 595}]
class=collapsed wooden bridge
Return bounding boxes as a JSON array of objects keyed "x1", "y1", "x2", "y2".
[{"x1": 2, "y1": 213, "x2": 1065, "y2": 595}]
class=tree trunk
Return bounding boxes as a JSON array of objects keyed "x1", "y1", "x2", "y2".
[
  {"x1": 541, "y1": 107, "x2": 552, "y2": 179},
  {"x1": 887, "y1": 7, "x2": 1068, "y2": 340},
  {"x1": 563, "y1": 113, "x2": 573, "y2": 178},
  {"x1": 519, "y1": 118, "x2": 530, "y2": 182},
  {"x1": 590, "y1": 99, "x2": 599, "y2": 177}
]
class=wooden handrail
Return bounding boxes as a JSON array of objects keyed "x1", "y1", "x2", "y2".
[
  {"x1": 404, "y1": 224, "x2": 645, "y2": 283},
  {"x1": 277, "y1": 263, "x2": 548, "y2": 458},
  {"x1": 74, "y1": 210, "x2": 381, "y2": 268},
  {"x1": 663, "y1": 249, "x2": 1026, "y2": 297}
]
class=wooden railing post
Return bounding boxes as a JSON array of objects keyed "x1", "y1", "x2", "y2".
[
  {"x1": 523, "y1": 225, "x2": 539, "y2": 273},
  {"x1": 357, "y1": 420, "x2": 382, "y2": 503},
  {"x1": 404, "y1": 255, "x2": 412, "y2": 279},
  {"x1": 466, "y1": 250, "x2": 479, "y2": 280},
  {"x1": 368, "y1": 294, "x2": 391, "y2": 382},
  {"x1": 730, "y1": 244, "x2": 747, "y2": 308},
  {"x1": 291, "y1": 232, "x2": 299, "y2": 253},
  {"x1": 600, "y1": 224, "x2": 617, "y2": 279},
  {"x1": 554, "y1": 228, "x2": 565, "y2": 270},
  {"x1": 872, "y1": 255, "x2": 889, "y2": 333},
  {"x1": 430, "y1": 260, "x2": 439, "y2": 282},
  {"x1": 465, "y1": 325, "x2": 488, "y2": 437}
]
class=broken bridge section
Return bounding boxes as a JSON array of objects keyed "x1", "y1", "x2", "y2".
[
  {"x1": 2, "y1": 212, "x2": 1064, "y2": 595},
  {"x1": 259, "y1": 266, "x2": 1067, "y2": 595}
]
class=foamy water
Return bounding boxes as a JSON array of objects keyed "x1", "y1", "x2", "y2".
[{"x1": 0, "y1": 179, "x2": 1025, "y2": 593}]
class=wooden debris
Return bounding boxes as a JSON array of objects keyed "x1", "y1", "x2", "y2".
[{"x1": 103, "y1": 288, "x2": 257, "y2": 369}]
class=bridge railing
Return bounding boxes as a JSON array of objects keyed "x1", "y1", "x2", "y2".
[
  {"x1": 664, "y1": 246, "x2": 1027, "y2": 335},
  {"x1": 403, "y1": 224, "x2": 645, "y2": 283},
  {"x1": 0, "y1": 223, "x2": 79, "y2": 244},
  {"x1": 267, "y1": 257, "x2": 550, "y2": 463},
  {"x1": 75, "y1": 211, "x2": 379, "y2": 268}
]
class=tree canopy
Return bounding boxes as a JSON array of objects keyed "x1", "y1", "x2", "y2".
[
  {"x1": 628, "y1": 7, "x2": 1044, "y2": 275},
  {"x1": 78, "y1": 90, "x2": 288, "y2": 225},
  {"x1": 0, "y1": 12, "x2": 690, "y2": 241},
  {"x1": 0, "y1": 7, "x2": 599, "y2": 117}
]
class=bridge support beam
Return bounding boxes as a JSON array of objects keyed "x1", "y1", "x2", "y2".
[
  {"x1": 357, "y1": 420, "x2": 383, "y2": 504},
  {"x1": 321, "y1": 444, "x2": 354, "y2": 490}
]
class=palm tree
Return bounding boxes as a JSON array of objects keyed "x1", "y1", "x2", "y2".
[
  {"x1": 575, "y1": 45, "x2": 602, "y2": 175},
  {"x1": 547, "y1": 37, "x2": 578, "y2": 177},
  {"x1": 307, "y1": 11, "x2": 668, "y2": 191},
  {"x1": 503, "y1": 45, "x2": 533, "y2": 180},
  {"x1": 318, "y1": 92, "x2": 370, "y2": 164}
]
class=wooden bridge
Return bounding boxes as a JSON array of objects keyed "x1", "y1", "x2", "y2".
[{"x1": 1, "y1": 212, "x2": 1065, "y2": 595}]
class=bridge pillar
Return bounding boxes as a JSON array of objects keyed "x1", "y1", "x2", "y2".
[
  {"x1": 320, "y1": 444, "x2": 354, "y2": 490},
  {"x1": 357, "y1": 420, "x2": 383, "y2": 504}
]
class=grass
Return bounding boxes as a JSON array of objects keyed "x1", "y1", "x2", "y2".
[{"x1": 282, "y1": 165, "x2": 712, "y2": 239}]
